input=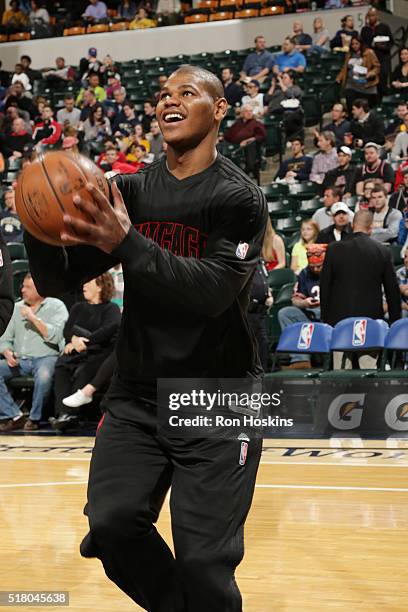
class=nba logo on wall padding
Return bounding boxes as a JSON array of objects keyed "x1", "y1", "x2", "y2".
[
  {"x1": 297, "y1": 323, "x2": 314, "y2": 349},
  {"x1": 352, "y1": 319, "x2": 367, "y2": 346}
]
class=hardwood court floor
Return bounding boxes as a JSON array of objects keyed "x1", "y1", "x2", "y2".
[{"x1": 1, "y1": 436, "x2": 408, "y2": 611}]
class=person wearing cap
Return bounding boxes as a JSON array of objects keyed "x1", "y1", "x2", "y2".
[
  {"x1": 240, "y1": 36, "x2": 275, "y2": 84},
  {"x1": 278, "y1": 244, "x2": 327, "y2": 370},
  {"x1": 309, "y1": 131, "x2": 338, "y2": 186},
  {"x1": 272, "y1": 37, "x2": 307, "y2": 75},
  {"x1": 275, "y1": 138, "x2": 312, "y2": 182},
  {"x1": 314, "y1": 103, "x2": 350, "y2": 149},
  {"x1": 320, "y1": 210, "x2": 400, "y2": 369},
  {"x1": 62, "y1": 136, "x2": 79, "y2": 154},
  {"x1": 322, "y1": 145, "x2": 358, "y2": 197},
  {"x1": 79, "y1": 48, "x2": 102, "y2": 82},
  {"x1": 316, "y1": 202, "x2": 353, "y2": 244},
  {"x1": 241, "y1": 80, "x2": 264, "y2": 121},
  {"x1": 349, "y1": 98, "x2": 385, "y2": 148},
  {"x1": 83, "y1": 0, "x2": 108, "y2": 22},
  {"x1": 312, "y1": 186, "x2": 342, "y2": 230},
  {"x1": 370, "y1": 184, "x2": 402, "y2": 244},
  {"x1": 355, "y1": 142, "x2": 394, "y2": 195}
]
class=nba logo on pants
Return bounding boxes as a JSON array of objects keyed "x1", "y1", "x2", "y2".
[
  {"x1": 352, "y1": 319, "x2": 367, "y2": 346},
  {"x1": 297, "y1": 323, "x2": 314, "y2": 350},
  {"x1": 239, "y1": 442, "x2": 248, "y2": 466}
]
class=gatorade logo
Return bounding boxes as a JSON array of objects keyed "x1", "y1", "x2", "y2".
[
  {"x1": 384, "y1": 395, "x2": 408, "y2": 431},
  {"x1": 327, "y1": 394, "x2": 365, "y2": 430}
]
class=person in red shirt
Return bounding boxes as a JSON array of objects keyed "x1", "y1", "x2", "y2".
[
  {"x1": 32, "y1": 105, "x2": 62, "y2": 149},
  {"x1": 100, "y1": 148, "x2": 140, "y2": 174},
  {"x1": 223, "y1": 105, "x2": 266, "y2": 181}
]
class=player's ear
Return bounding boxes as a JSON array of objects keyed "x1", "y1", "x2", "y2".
[{"x1": 214, "y1": 97, "x2": 228, "y2": 122}]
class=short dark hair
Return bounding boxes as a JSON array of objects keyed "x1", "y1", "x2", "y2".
[
  {"x1": 324, "y1": 186, "x2": 342, "y2": 198},
  {"x1": 20, "y1": 55, "x2": 32, "y2": 64},
  {"x1": 64, "y1": 94, "x2": 74, "y2": 100},
  {"x1": 95, "y1": 273, "x2": 115, "y2": 303},
  {"x1": 290, "y1": 137, "x2": 304, "y2": 146},
  {"x1": 173, "y1": 65, "x2": 224, "y2": 101},
  {"x1": 352, "y1": 98, "x2": 370, "y2": 113},
  {"x1": 371, "y1": 184, "x2": 388, "y2": 196}
]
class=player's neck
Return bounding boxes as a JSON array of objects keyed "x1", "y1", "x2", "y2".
[{"x1": 166, "y1": 142, "x2": 217, "y2": 180}]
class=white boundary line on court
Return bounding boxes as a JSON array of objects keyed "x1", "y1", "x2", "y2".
[{"x1": 1, "y1": 480, "x2": 408, "y2": 492}]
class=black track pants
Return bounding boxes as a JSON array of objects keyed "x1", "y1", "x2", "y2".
[{"x1": 80, "y1": 395, "x2": 262, "y2": 612}]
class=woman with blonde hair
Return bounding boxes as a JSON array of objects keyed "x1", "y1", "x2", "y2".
[
  {"x1": 290, "y1": 219, "x2": 319, "y2": 275},
  {"x1": 262, "y1": 217, "x2": 286, "y2": 271}
]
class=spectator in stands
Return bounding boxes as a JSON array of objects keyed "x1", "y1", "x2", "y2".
[
  {"x1": 337, "y1": 36, "x2": 380, "y2": 114},
  {"x1": 97, "y1": 139, "x2": 127, "y2": 167},
  {"x1": 49, "y1": 273, "x2": 121, "y2": 431},
  {"x1": 1, "y1": 105, "x2": 26, "y2": 136},
  {"x1": 56, "y1": 95, "x2": 81, "y2": 129},
  {"x1": 99, "y1": 55, "x2": 121, "y2": 85},
  {"x1": 240, "y1": 35, "x2": 275, "y2": 84},
  {"x1": 391, "y1": 113, "x2": 408, "y2": 161},
  {"x1": 241, "y1": 80, "x2": 264, "y2": 121},
  {"x1": 76, "y1": 75, "x2": 106, "y2": 106},
  {"x1": 11, "y1": 64, "x2": 31, "y2": 92},
  {"x1": 122, "y1": 124, "x2": 151, "y2": 162},
  {"x1": 348, "y1": 98, "x2": 385, "y2": 148},
  {"x1": 385, "y1": 101, "x2": 408, "y2": 149},
  {"x1": 361, "y1": 7, "x2": 393, "y2": 98},
  {"x1": 83, "y1": 0, "x2": 108, "y2": 22},
  {"x1": 316, "y1": 201, "x2": 353, "y2": 244},
  {"x1": 262, "y1": 218, "x2": 286, "y2": 271},
  {"x1": 290, "y1": 219, "x2": 319, "y2": 275},
  {"x1": 141, "y1": 99, "x2": 156, "y2": 133},
  {"x1": 62, "y1": 135, "x2": 79, "y2": 153},
  {"x1": 275, "y1": 138, "x2": 312, "y2": 183},
  {"x1": 100, "y1": 147, "x2": 140, "y2": 174},
  {"x1": 355, "y1": 178, "x2": 377, "y2": 211},
  {"x1": 104, "y1": 85, "x2": 128, "y2": 122},
  {"x1": 391, "y1": 169, "x2": 408, "y2": 212},
  {"x1": 0, "y1": 273, "x2": 68, "y2": 432},
  {"x1": 80, "y1": 48, "x2": 103, "y2": 85},
  {"x1": 224, "y1": 104, "x2": 266, "y2": 182},
  {"x1": 370, "y1": 184, "x2": 402, "y2": 244},
  {"x1": 310, "y1": 130, "x2": 338, "y2": 186},
  {"x1": 291, "y1": 21, "x2": 312, "y2": 52},
  {"x1": 113, "y1": 102, "x2": 138, "y2": 135},
  {"x1": 129, "y1": 8, "x2": 157, "y2": 29},
  {"x1": 312, "y1": 185, "x2": 342, "y2": 230},
  {"x1": 118, "y1": 0, "x2": 138, "y2": 20},
  {"x1": 278, "y1": 244, "x2": 327, "y2": 370},
  {"x1": 221, "y1": 68, "x2": 243, "y2": 107},
  {"x1": 320, "y1": 210, "x2": 400, "y2": 369},
  {"x1": 156, "y1": 0, "x2": 181, "y2": 26},
  {"x1": 307, "y1": 17, "x2": 330, "y2": 56},
  {"x1": 330, "y1": 15, "x2": 358, "y2": 51},
  {"x1": 263, "y1": 70, "x2": 302, "y2": 116},
  {"x1": 79, "y1": 104, "x2": 112, "y2": 155},
  {"x1": 79, "y1": 89, "x2": 98, "y2": 121},
  {"x1": 28, "y1": 1, "x2": 50, "y2": 26},
  {"x1": 1, "y1": 1, "x2": 28, "y2": 33},
  {"x1": 322, "y1": 145, "x2": 358, "y2": 198},
  {"x1": 1, "y1": 117, "x2": 32, "y2": 161},
  {"x1": 0, "y1": 186, "x2": 23, "y2": 243},
  {"x1": 314, "y1": 103, "x2": 350, "y2": 148},
  {"x1": 355, "y1": 142, "x2": 394, "y2": 195},
  {"x1": 61, "y1": 353, "x2": 117, "y2": 411},
  {"x1": 391, "y1": 48, "x2": 408, "y2": 93},
  {"x1": 42, "y1": 57, "x2": 74, "y2": 85},
  {"x1": 396, "y1": 250, "x2": 408, "y2": 317},
  {"x1": 272, "y1": 37, "x2": 306, "y2": 75},
  {"x1": 20, "y1": 55, "x2": 42, "y2": 86},
  {"x1": 32, "y1": 104, "x2": 62, "y2": 149},
  {"x1": 5, "y1": 82, "x2": 38, "y2": 120},
  {"x1": 147, "y1": 119, "x2": 165, "y2": 160}
]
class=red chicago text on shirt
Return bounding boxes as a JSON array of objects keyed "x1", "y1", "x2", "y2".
[{"x1": 135, "y1": 221, "x2": 208, "y2": 258}]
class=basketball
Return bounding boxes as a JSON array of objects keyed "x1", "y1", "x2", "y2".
[{"x1": 15, "y1": 151, "x2": 110, "y2": 247}]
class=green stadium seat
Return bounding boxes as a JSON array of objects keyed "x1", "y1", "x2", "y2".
[
  {"x1": 6, "y1": 242, "x2": 26, "y2": 260},
  {"x1": 267, "y1": 268, "x2": 296, "y2": 293},
  {"x1": 298, "y1": 197, "x2": 322, "y2": 217},
  {"x1": 275, "y1": 215, "x2": 302, "y2": 235},
  {"x1": 290, "y1": 182, "x2": 318, "y2": 200},
  {"x1": 302, "y1": 93, "x2": 322, "y2": 127},
  {"x1": 261, "y1": 183, "x2": 289, "y2": 200}
]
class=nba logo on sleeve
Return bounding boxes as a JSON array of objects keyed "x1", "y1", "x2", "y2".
[
  {"x1": 297, "y1": 323, "x2": 314, "y2": 349},
  {"x1": 236, "y1": 242, "x2": 249, "y2": 260},
  {"x1": 352, "y1": 319, "x2": 367, "y2": 346}
]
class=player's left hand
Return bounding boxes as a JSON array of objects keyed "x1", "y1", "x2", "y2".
[{"x1": 60, "y1": 181, "x2": 131, "y2": 253}]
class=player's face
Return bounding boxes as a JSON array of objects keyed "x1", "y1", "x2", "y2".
[{"x1": 156, "y1": 71, "x2": 225, "y2": 149}]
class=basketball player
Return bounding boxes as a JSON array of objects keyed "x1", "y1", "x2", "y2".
[{"x1": 24, "y1": 65, "x2": 268, "y2": 612}]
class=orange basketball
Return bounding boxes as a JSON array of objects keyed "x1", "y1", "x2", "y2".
[{"x1": 15, "y1": 151, "x2": 110, "y2": 246}]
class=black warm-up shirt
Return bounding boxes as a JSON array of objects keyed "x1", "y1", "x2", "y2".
[{"x1": 24, "y1": 155, "x2": 268, "y2": 398}]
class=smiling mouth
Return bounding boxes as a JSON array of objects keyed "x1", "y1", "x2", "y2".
[{"x1": 163, "y1": 112, "x2": 185, "y2": 124}]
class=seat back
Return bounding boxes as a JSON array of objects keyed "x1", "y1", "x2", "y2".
[
  {"x1": 385, "y1": 319, "x2": 408, "y2": 351},
  {"x1": 331, "y1": 317, "x2": 389, "y2": 352},
  {"x1": 277, "y1": 322, "x2": 333, "y2": 355}
]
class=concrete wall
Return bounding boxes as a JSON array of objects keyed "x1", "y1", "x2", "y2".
[{"x1": 0, "y1": 6, "x2": 368, "y2": 70}]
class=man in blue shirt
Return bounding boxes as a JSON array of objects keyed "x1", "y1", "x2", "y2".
[
  {"x1": 273, "y1": 37, "x2": 307, "y2": 75},
  {"x1": 240, "y1": 35, "x2": 275, "y2": 84},
  {"x1": 83, "y1": 0, "x2": 108, "y2": 22}
]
